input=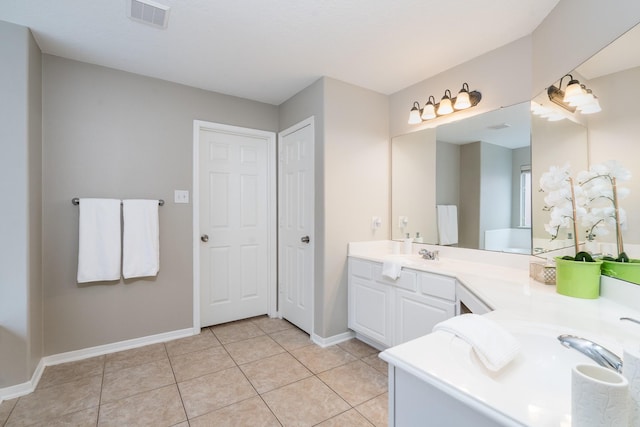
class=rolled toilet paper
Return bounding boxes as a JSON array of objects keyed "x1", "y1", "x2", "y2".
[
  {"x1": 572, "y1": 364, "x2": 629, "y2": 427},
  {"x1": 623, "y1": 345, "x2": 640, "y2": 427}
]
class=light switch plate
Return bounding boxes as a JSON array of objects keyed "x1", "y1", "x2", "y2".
[{"x1": 174, "y1": 190, "x2": 189, "y2": 204}]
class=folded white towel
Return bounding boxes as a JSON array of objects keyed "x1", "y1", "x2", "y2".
[
  {"x1": 433, "y1": 314, "x2": 521, "y2": 372},
  {"x1": 122, "y1": 199, "x2": 160, "y2": 279},
  {"x1": 77, "y1": 198, "x2": 122, "y2": 283},
  {"x1": 437, "y1": 205, "x2": 458, "y2": 246},
  {"x1": 382, "y1": 259, "x2": 404, "y2": 280}
]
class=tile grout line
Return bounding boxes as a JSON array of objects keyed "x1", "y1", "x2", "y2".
[
  {"x1": 182, "y1": 323, "x2": 281, "y2": 425},
  {"x1": 164, "y1": 341, "x2": 190, "y2": 425},
  {"x1": 94, "y1": 356, "x2": 107, "y2": 427}
]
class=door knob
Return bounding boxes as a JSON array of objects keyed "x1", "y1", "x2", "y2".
[
  {"x1": 301, "y1": 236, "x2": 310, "y2": 243},
  {"x1": 201, "y1": 234, "x2": 209, "y2": 242}
]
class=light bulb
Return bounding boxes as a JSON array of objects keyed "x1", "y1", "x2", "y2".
[
  {"x1": 408, "y1": 102, "x2": 422, "y2": 124},
  {"x1": 421, "y1": 98, "x2": 436, "y2": 120},
  {"x1": 437, "y1": 92, "x2": 453, "y2": 115},
  {"x1": 454, "y1": 90, "x2": 471, "y2": 109},
  {"x1": 578, "y1": 97, "x2": 601, "y2": 114},
  {"x1": 563, "y1": 79, "x2": 584, "y2": 104}
]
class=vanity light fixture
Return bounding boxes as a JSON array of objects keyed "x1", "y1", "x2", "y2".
[
  {"x1": 547, "y1": 74, "x2": 601, "y2": 115},
  {"x1": 408, "y1": 83, "x2": 482, "y2": 124}
]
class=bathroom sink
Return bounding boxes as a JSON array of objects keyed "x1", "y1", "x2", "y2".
[{"x1": 443, "y1": 320, "x2": 617, "y2": 425}]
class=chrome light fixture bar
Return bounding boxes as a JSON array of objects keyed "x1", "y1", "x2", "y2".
[
  {"x1": 408, "y1": 83, "x2": 482, "y2": 124},
  {"x1": 547, "y1": 74, "x2": 601, "y2": 115}
]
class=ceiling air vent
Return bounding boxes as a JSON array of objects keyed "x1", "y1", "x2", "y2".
[
  {"x1": 487, "y1": 123, "x2": 512, "y2": 130},
  {"x1": 128, "y1": 0, "x2": 170, "y2": 29}
]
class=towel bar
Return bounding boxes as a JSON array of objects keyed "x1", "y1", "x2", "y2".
[{"x1": 72, "y1": 198, "x2": 164, "y2": 206}]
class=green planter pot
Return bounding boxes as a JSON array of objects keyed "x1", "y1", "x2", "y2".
[
  {"x1": 601, "y1": 259, "x2": 640, "y2": 285},
  {"x1": 555, "y1": 257, "x2": 603, "y2": 299}
]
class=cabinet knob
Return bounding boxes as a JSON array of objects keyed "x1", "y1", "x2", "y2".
[
  {"x1": 301, "y1": 236, "x2": 310, "y2": 244},
  {"x1": 201, "y1": 234, "x2": 209, "y2": 243}
]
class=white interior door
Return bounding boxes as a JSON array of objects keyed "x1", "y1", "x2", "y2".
[
  {"x1": 278, "y1": 118, "x2": 315, "y2": 334},
  {"x1": 198, "y1": 124, "x2": 276, "y2": 327}
]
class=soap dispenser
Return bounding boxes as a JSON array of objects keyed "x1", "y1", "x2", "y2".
[
  {"x1": 414, "y1": 232, "x2": 423, "y2": 243},
  {"x1": 403, "y1": 233, "x2": 413, "y2": 254}
]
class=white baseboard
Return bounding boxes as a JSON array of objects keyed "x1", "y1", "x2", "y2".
[
  {"x1": 0, "y1": 358, "x2": 45, "y2": 403},
  {"x1": 311, "y1": 330, "x2": 355, "y2": 348},
  {"x1": 0, "y1": 327, "x2": 195, "y2": 402},
  {"x1": 353, "y1": 332, "x2": 387, "y2": 352}
]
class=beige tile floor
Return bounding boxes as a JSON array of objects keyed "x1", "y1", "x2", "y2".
[{"x1": 0, "y1": 316, "x2": 388, "y2": 426}]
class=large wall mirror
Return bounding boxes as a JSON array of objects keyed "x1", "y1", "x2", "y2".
[
  {"x1": 531, "y1": 23, "x2": 640, "y2": 256},
  {"x1": 391, "y1": 102, "x2": 532, "y2": 252},
  {"x1": 391, "y1": 22, "x2": 640, "y2": 257}
]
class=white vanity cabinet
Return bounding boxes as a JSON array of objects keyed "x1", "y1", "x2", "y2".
[{"x1": 348, "y1": 257, "x2": 457, "y2": 348}]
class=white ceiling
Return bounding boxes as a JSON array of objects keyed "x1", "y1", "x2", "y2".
[
  {"x1": 0, "y1": 0, "x2": 559, "y2": 105},
  {"x1": 436, "y1": 101, "x2": 531, "y2": 149}
]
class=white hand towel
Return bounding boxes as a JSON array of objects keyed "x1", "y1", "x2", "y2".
[
  {"x1": 77, "y1": 198, "x2": 122, "y2": 283},
  {"x1": 382, "y1": 259, "x2": 404, "y2": 280},
  {"x1": 122, "y1": 199, "x2": 160, "y2": 279},
  {"x1": 433, "y1": 314, "x2": 521, "y2": 372},
  {"x1": 437, "y1": 205, "x2": 458, "y2": 246}
]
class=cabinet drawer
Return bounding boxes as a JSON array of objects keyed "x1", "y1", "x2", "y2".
[
  {"x1": 419, "y1": 272, "x2": 456, "y2": 301},
  {"x1": 373, "y1": 264, "x2": 417, "y2": 291},
  {"x1": 349, "y1": 258, "x2": 373, "y2": 280}
]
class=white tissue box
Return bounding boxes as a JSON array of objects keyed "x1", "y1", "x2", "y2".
[{"x1": 529, "y1": 262, "x2": 556, "y2": 285}]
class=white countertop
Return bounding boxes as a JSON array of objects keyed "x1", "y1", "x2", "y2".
[{"x1": 348, "y1": 240, "x2": 640, "y2": 426}]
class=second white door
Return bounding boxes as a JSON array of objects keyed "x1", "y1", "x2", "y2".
[
  {"x1": 278, "y1": 118, "x2": 315, "y2": 334},
  {"x1": 199, "y1": 124, "x2": 275, "y2": 327}
]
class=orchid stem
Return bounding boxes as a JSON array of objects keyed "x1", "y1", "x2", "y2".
[
  {"x1": 568, "y1": 177, "x2": 580, "y2": 254},
  {"x1": 612, "y1": 177, "x2": 624, "y2": 256}
]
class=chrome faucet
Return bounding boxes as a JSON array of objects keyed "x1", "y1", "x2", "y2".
[
  {"x1": 418, "y1": 248, "x2": 439, "y2": 261},
  {"x1": 558, "y1": 335, "x2": 623, "y2": 373}
]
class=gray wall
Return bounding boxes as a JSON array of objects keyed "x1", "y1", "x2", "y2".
[
  {"x1": 0, "y1": 20, "x2": 42, "y2": 388},
  {"x1": 42, "y1": 55, "x2": 278, "y2": 355},
  {"x1": 436, "y1": 141, "x2": 460, "y2": 207},
  {"x1": 459, "y1": 143, "x2": 481, "y2": 248},
  {"x1": 479, "y1": 142, "x2": 512, "y2": 249},
  {"x1": 323, "y1": 78, "x2": 389, "y2": 338},
  {"x1": 511, "y1": 146, "x2": 531, "y2": 228}
]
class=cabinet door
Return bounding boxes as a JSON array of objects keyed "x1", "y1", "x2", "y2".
[
  {"x1": 348, "y1": 276, "x2": 394, "y2": 347},
  {"x1": 395, "y1": 289, "x2": 455, "y2": 345}
]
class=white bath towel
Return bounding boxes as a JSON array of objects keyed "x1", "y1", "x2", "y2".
[
  {"x1": 122, "y1": 199, "x2": 160, "y2": 279},
  {"x1": 437, "y1": 205, "x2": 458, "y2": 246},
  {"x1": 433, "y1": 314, "x2": 521, "y2": 372},
  {"x1": 382, "y1": 258, "x2": 404, "y2": 280},
  {"x1": 77, "y1": 198, "x2": 122, "y2": 283}
]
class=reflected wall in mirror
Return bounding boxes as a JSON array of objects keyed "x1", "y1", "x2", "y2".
[
  {"x1": 531, "y1": 23, "x2": 640, "y2": 258},
  {"x1": 392, "y1": 102, "x2": 532, "y2": 253},
  {"x1": 531, "y1": 113, "x2": 588, "y2": 253}
]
